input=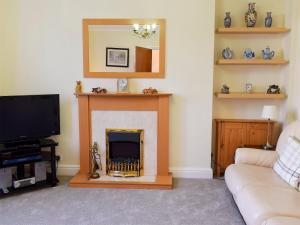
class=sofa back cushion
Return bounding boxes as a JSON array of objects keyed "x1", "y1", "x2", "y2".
[
  {"x1": 276, "y1": 121, "x2": 300, "y2": 155},
  {"x1": 273, "y1": 136, "x2": 300, "y2": 190}
]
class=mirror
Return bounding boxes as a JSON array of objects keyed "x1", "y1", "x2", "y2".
[{"x1": 83, "y1": 19, "x2": 165, "y2": 78}]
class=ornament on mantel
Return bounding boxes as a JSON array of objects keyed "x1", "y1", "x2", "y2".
[
  {"x1": 92, "y1": 87, "x2": 107, "y2": 94},
  {"x1": 143, "y1": 87, "x2": 158, "y2": 94},
  {"x1": 75, "y1": 81, "x2": 83, "y2": 94}
]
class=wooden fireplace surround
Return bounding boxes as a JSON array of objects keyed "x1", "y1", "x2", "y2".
[{"x1": 69, "y1": 93, "x2": 173, "y2": 189}]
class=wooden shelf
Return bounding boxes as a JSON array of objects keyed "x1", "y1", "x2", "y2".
[
  {"x1": 216, "y1": 59, "x2": 289, "y2": 65},
  {"x1": 216, "y1": 27, "x2": 290, "y2": 34},
  {"x1": 215, "y1": 92, "x2": 287, "y2": 99}
]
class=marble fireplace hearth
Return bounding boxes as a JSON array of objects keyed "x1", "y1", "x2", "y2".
[{"x1": 69, "y1": 93, "x2": 172, "y2": 189}]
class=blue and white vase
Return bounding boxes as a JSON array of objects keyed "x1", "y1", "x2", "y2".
[
  {"x1": 224, "y1": 12, "x2": 232, "y2": 28},
  {"x1": 262, "y1": 47, "x2": 275, "y2": 60},
  {"x1": 222, "y1": 47, "x2": 233, "y2": 59},
  {"x1": 244, "y1": 48, "x2": 255, "y2": 59},
  {"x1": 265, "y1": 12, "x2": 273, "y2": 27},
  {"x1": 245, "y1": 3, "x2": 257, "y2": 27}
]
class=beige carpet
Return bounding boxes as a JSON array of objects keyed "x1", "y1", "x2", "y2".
[{"x1": 0, "y1": 177, "x2": 245, "y2": 225}]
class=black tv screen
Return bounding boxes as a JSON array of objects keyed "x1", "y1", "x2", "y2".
[{"x1": 0, "y1": 94, "x2": 60, "y2": 143}]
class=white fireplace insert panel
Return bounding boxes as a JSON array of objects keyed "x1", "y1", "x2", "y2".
[{"x1": 92, "y1": 111, "x2": 158, "y2": 177}]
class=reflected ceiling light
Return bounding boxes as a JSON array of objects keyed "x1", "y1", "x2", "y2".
[{"x1": 133, "y1": 23, "x2": 157, "y2": 39}]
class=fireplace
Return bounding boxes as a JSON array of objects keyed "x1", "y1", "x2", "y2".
[
  {"x1": 106, "y1": 129, "x2": 144, "y2": 177},
  {"x1": 70, "y1": 93, "x2": 172, "y2": 189}
]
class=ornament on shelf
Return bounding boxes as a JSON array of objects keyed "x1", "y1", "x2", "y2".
[
  {"x1": 92, "y1": 87, "x2": 107, "y2": 94},
  {"x1": 262, "y1": 46, "x2": 275, "y2": 60},
  {"x1": 224, "y1": 12, "x2": 232, "y2": 28},
  {"x1": 221, "y1": 85, "x2": 230, "y2": 94},
  {"x1": 244, "y1": 48, "x2": 255, "y2": 59},
  {"x1": 245, "y1": 83, "x2": 253, "y2": 93},
  {"x1": 75, "y1": 81, "x2": 83, "y2": 94},
  {"x1": 265, "y1": 12, "x2": 273, "y2": 27},
  {"x1": 267, "y1": 85, "x2": 280, "y2": 94},
  {"x1": 222, "y1": 47, "x2": 233, "y2": 59},
  {"x1": 143, "y1": 87, "x2": 158, "y2": 94},
  {"x1": 245, "y1": 3, "x2": 257, "y2": 27}
]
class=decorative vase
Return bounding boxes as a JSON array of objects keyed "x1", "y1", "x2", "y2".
[
  {"x1": 224, "y1": 12, "x2": 232, "y2": 28},
  {"x1": 262, "y1": 46, "x2": 275, "y2": 60},
  {"x1": 244, "y1": 48, "x2": 255, "y2": 59},
  {"x1": 222, "y1": 47, "x2": 233, "y2": 59},
  {"x1": 265, "y1": 12, "x2": 273, "y2": 27},
  {"x1": 245, "y1": 3, "x2": 257, "y2": 27}
]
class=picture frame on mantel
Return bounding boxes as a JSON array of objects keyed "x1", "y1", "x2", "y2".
[{"x1": 106, "y1": 48, "x2": 129, "y2": 67}]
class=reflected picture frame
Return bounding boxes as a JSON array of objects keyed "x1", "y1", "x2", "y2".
[{"x1": 106, "y1": 48, "x2": 129, "y2": 67}]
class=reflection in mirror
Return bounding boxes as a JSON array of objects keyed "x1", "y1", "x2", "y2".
[
  {"x1": 83, "y1": 19, "x2": 165, "y2": 78},
  {"x1": 88, "y1": 25, "x2": 160, "y2": 73}
]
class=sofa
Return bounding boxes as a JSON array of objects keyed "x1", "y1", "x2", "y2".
[{"x1": 225, "y1": 121, "x2": 300, "y2": 225}]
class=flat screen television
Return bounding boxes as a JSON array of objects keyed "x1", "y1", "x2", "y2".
[{"x1": 0, "y1": 94, "x2": 60, "y2": 143}]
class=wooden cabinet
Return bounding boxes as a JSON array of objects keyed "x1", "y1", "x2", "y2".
[{"x1": 214, "y1": 119, "x2": 276, "y2": 176}]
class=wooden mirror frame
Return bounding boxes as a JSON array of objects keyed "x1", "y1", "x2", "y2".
[{"x1": 83, "y1": 18, "x2": 166, "y2": 78}]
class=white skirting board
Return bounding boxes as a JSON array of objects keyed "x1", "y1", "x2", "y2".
[
  {"x1": 169, "y1": 167, "x2": 213, "y2": 179},
  {"x1": 57, "y1": 165, "x2": 213, "y2": 179},
  {"x1": 57, "y1": 164, "x2": 80, "y2": 177}
]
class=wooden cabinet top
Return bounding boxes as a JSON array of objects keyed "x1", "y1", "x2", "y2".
[{"x1": 214, "y1": 119, "x2": 276, "y2": 123}]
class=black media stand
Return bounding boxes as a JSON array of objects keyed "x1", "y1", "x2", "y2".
[{"x1": 0, "y1": 139, "x2": 59, "y2": 194}]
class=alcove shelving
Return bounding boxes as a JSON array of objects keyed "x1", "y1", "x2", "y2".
[
  {"x1": 212, "y1": 0, "x2": 292, "y2": 178},
  {"x1": 214, "y1": 1, "x2": 291, "y2": 103}
]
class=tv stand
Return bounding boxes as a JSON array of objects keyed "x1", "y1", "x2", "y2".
[
  {"x1": 3, "y1": 139, "x2": 44, "y2": 149},
  {"x1": 0, "y1": 138, "x2": 59, "y2": 194}
]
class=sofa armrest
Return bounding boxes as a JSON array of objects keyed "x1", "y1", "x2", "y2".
[{"x1": 235, "y1": 148, "x2": 278, "y2": 168}]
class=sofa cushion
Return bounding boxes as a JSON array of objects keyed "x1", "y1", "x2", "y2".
[
  {"x1": 235, "y1": 186, "x2": 300, "y2": 225},
  {"x1": 262, "y1": 216, "x2": 300, "y2": 225},
  {"x1": 276, "y1": 121, "x2": 300, "y2": 155},
  {"x1": 225, "y1": 164, "x2": 293, "y2": 197},
  {"x1": 235, "y1": 148, "x2": 278, "y2": 168},
  {"x1": 273, "y1": 136, "x2": 300, "y2": 190}
]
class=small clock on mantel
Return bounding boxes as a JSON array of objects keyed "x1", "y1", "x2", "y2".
[{"x1": 117, "y1": 78, "x2": 129, "y2": 93}]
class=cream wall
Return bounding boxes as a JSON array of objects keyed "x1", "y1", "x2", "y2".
[
  {"x1": 287, "y1": 0, "x2": 300, "y2": 121},
  {"x1": 0, "y1": 1, "x2": 17, "y2": 95},
  {"x1": 2, "y1": 0, "x2": 215, "y2": 178}
]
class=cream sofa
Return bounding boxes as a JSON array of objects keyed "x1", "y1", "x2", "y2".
[{"x1": 225, "y1": 121, "x2": 300, "y2": 225}]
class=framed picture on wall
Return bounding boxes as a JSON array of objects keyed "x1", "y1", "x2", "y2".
[{"x1": 106, "y1": 47, "x2": 129, "y2": 67}]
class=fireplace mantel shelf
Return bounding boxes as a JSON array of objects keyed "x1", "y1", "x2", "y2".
[{"x1": 75, "y1": 92, "x2": 172, "y2": 97}]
